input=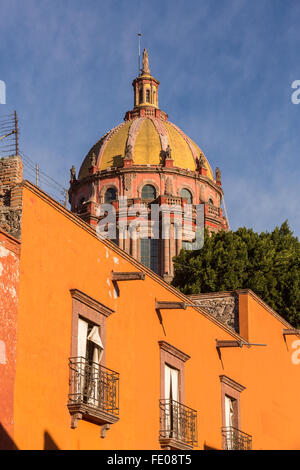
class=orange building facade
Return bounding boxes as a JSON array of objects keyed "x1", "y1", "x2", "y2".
[{"x1": 0, "y1": 179, "x2": 299, "y2": 450}]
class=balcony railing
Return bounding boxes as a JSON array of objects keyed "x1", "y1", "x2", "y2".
[
  {"x1": 222, "y1": 426, "x2": 252, "y2": 450},
  {"x1": 159, "y1": 399, "x2": 198, "y2": 449},
  {"x1": 68, "y1": 357, "x2": 119, "y2": 429},
  {"x1": 206, "y1": 203, "x2": 220, "y2": 218}
]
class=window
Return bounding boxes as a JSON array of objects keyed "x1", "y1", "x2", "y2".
[
  {"x1": 165, "y1": 364, "x2": 179, "y2": 403},
  {"x1": 146, "y1": 89, "x2": 150, "y2": 103},
  {"x1": 104, "y1": 187, "x2": 117, "y2": 203},
  {"x1": 159, "y1": 341, "x2": 197, "y2": 450},
  {"x1": 77, "y1": 318, "x2": 104, "y2": 407},
  {"x1": 140, "y1": 238, "x2": 159, "y2": 274},
  {"x1": 68, "y1": 289, "x2": 119, "y2": 437},
  {"x1": 141, "y1": 184, "x2": 156, "y2": 200},
  {"x1": 208, "y1": 197, "x2": 214, "y2": 205},
  {"x1": 180, "y1": 188, "x2": 192, "y2": 204},
  {"x1": 219, "y1": 375, "x2": 251, "y2": 450},
  {"x1": 139, "y1": 87, "x2": 143, "y2": 104}
]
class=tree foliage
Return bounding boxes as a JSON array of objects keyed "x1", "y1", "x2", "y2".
[{"x1": 172, "y1": 221, "x2": 300, "y2": 327}]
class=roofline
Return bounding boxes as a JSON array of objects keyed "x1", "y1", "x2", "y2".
[
  {"x1": 21, "y1": 180, "x2": 289, "y2": 339},
  {"x1": 0, "y1": 226, "x2": 21, "y2": 245},
  {"x1": 189, "y1": 289, "x2": 293, "y2": 329}
]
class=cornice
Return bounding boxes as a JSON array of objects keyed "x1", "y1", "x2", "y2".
[
  {"x1": 0, "y1": 226, "x2": 21, "y2": 245},
  {"x1": 237, "y1": 289, "x2": 292, "y2": 328},
  {"x1": 158, "y1": 341, "x2": 190, "y2": 363},
  {"x1": 219, "y1": 375, "x2": 246, "y2": 393},
  {"x1": 72, "y1": 166, "x2": 223, "y2": 195},
  {"x1": 70, "y1": 288, "x2": 114, "y2": 317}
]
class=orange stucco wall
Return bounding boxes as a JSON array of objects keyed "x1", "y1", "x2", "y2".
[{"x1": 12, "y1": 184, "x2": 300, "y2": 450}]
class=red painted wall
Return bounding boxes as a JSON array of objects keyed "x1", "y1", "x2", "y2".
[{"x1": 0, "y1": 229, "x2": 20, "y2": 448}]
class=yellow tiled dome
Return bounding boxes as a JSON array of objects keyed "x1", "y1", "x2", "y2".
[{"x1": 78, "y1": 117, "x2": 213, "y2": 180}]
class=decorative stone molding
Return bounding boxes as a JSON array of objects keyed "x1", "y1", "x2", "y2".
[
  {"x1": 137, "y1": 179, "x2": 160, "y2": 199},
  {"x1": 219, "y1": 375, "x2": 246, "y2": 393},
  {"x1": 158, "y1": 341, "x2": 190, "y2": 363},
  {"x1": 0, "y1": 208, "x2": 22, "y2": 238},
  {"x1": 99, "y1": 183, "x2": 119, "y2": 203},
  {"x1": 123, "y1": 174, "x2": 132, "y2": 194},
  {"x1": 188, "y1": 292, "x2": 239, "y2": 333},
  {"x1": 70, "y1": 288, "x2": 114, "y2": 317},
  {"x1": 177, "y1": 184, "x2": 195, "y2": 201}
]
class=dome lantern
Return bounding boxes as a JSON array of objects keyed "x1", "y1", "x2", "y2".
[{"x1": 124, "y1": 49, "x2": 168, "y2": 121}]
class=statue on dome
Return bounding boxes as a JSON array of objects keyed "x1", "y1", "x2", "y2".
[
  {"x1": 90, "y1": 152, "x2": 97, "y2": 166},
  {"x1": 165, "y1": 145, "x2": 172, "y2": 160},
  {"x1": 215, "y1": 167, "x2": 221, "y2": 183},
  {"x1": 142, "y1": 48, "x2": 150, "y2": 75},
  {"x1": 70, "y1": 165, "x2": 76, "y2": 183},
  {"x1": 198, "y1": 153, "x2": 206, "y2": 169},
  {"x1": 124, "y1": 143, "x2": 133, "y2": 160}
]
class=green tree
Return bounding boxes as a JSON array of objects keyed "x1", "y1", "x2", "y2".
[{"x1": 172, "y1": 221, "x2": 300, "y2": 327}]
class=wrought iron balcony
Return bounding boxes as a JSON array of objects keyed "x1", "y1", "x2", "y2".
[
  {"x1": 67, "y1": 357, "x2": 119, "y2": 435},
  {"x1": 159, "y1": 399, "x2": 198, "y2": 450},
  {"x1": 222, "y1": 426, "x2": 252, "y2": 450}
]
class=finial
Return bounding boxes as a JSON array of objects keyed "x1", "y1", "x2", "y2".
[
  {"x1": 70, "y1": 165, "x2": 76, "y2": 183},
  {"x1": 142, "y1": 48, "x2": 150, "y2": 75},
  {"x1": 138, "y1": 32, "x2": 142, "y2": 74}
]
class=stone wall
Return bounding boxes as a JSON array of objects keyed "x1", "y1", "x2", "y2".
[
  {"x1": 188, "y1": 292, "x2": 239, "y2": 333},
  {"x1": 0, "y1": 156, "x2": 23, "y2": 238}
]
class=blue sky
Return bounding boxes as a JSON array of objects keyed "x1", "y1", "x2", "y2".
[{"x1": 1, "y1": 0, "x2": 300, "y2": 237}]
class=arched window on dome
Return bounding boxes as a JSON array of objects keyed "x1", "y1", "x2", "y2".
[
  {"x1": 141, "y1": 184, "x2": 156, "y2": 200},
  {"x1": 146, "y1": 89, "x2": 150, "y2": 103},
  {"x1": 180, "y1": 188, "x2": 193, "y2": 204},
  {"x1": 139, "y1": 86, "x2": 143, "y2": 104},
  {"x1": 104, "y1": 187, "x2": 117, "y2": 203},
  {"x1": 208, "y1": 197, "x2": 214, "y2": 205}
]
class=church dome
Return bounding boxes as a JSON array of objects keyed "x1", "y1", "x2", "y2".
[
  {"x1": 77, "y1": 48, "x2": 215, "y2": 182},
  {"x1": 78, "y1": 117, "x2": 214, "y2": 181},
  {"x1": 70, "y1": 48, "x2": 228, "y2": 279}
]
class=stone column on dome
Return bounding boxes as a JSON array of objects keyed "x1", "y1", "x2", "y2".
[
  {"x1": 163, "y1": 237, "x2": 170, "y2": 278},
  {"x1": 135, "y1": 83, "x2": 138, "y2": 107},
  {"x1": 170, "y1": 223, "x2": 176, "y2": 277},
  {"x1": 176, "y1": 225, "x2": 182, "y2": 255},
  {"x1": 137, "y1": 236, "x2": 141, "y2": 262},
  {"x1": 125, "y1": 228, "x2": 130, "y2": 254},
  {"x1": 130, "y1": 227, "x2": 138, "y2": 259}
]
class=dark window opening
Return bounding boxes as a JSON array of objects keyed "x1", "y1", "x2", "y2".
[
  {"x1": 180, "y1": 188, "x2": 193, "y2": 204},
  {"x1": 104, "y1": 187, "x2": 117, "y2": 203},
  {"x1": 141, "y1": 184, "x2": 156, "y2": 200}
]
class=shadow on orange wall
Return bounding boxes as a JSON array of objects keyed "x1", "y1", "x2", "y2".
[
  {"x1": 44, "y1": 431, "x2": 60, "y2": 450},
  {"x1": 0, "y1": 423, "x2": 18, "y2": 450},
  {"x1": 0, "y1": 424, "x2": 60, "y2": 450}
]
